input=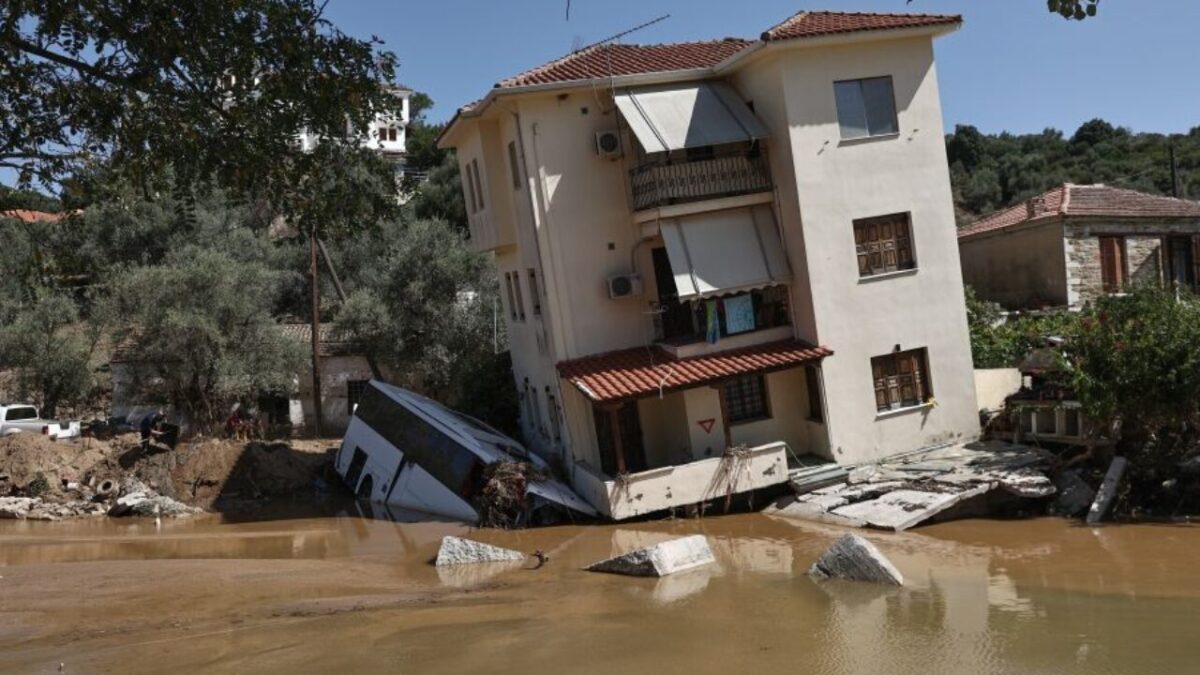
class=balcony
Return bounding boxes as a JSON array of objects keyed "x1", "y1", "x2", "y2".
[{"x1": 630, "y1": 153, "x2": 772, "y2": 212}]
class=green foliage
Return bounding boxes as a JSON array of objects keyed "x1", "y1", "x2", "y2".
[
  {"x1": 0, "y1": 0, "x2": 397, "y2": 201},
  {"x1": 1069, "y1": 287, "x2": 1200, "y2": 430},
  {"x1": 1047, "y1": 0, "x2": 1100, "y2": 20},
  {"x1": 948, "y1": 121, "x2": 1199, "y2": 225},
  {"x1": 411, "y1": 153, "x2": 467, "y2": 233},
  {"x1": 27, "y1": 472, "x2": 50, "y2": 498},
  {"x1": 965, "y1": 286, "x2": 1076, "y2": 369},
  {"x1": 101, "y1": 247, "x2": 303, "y2": 425},
  {"x1": 0, "y1": 291, "x2": 98, "y2": 417}
]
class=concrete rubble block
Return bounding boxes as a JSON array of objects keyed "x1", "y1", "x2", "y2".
[
  {"x1": 585, "y1": 534, "x2": 715, "y2": 577},
  {"x1": 1052, "y1": 470, "x2": 1095, "y2": 517},
  {"x1": 809, "y1": 533, "x2": 903, "y2": 586},
  {"x1": 766, "y1": 497, "x2": 867, "y2": 528},
  {"x1": 0, "y1": 497, "x2": 39, "y2": 519},
  {"x1": 434, "y1": 536, "x2": 526, "y2": 566},
  {"x1": 1086, "y1": 457, "x2": 1128, "y2": 525},
  {"x1": 831, "y1": 485, "x2": 992, "y2": 531}
]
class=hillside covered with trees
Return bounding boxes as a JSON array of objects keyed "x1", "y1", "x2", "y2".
[{"x1": 948, "y1": 119, "x2": 1200, "y2": 225}]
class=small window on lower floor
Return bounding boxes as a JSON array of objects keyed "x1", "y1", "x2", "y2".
[
  {"x1": 724, "y1": 374, "x2": 770, "y2": 424},
  {"x1": 804, "y1": 366, "x2": 824, "y2": 423},
  {"x1": 347, "y1": 379, "x2": 369, "y2": 412},
  {"x1": 854, "y1": 213, "x2": 915, "y2": 277},
  {"x1": 871, "y1": 348, "x2": 931, "y2": 413}
]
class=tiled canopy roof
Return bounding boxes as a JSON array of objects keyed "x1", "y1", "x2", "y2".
[
  {"x1": 762, "y1": 10, "x2": 961, "y2": 41},
  {"x1": 958, "y1": 184, "x2": 1200, "y2": 240},
  {"x1": 492, "y1": 10, "x2": 960, "y2": 90},
  {"x1": 498, "y1": 39, "x2": 751, "y2": 88},
  {"x1": 557, "y1": 340, "x2": 832, "y2": 404}
]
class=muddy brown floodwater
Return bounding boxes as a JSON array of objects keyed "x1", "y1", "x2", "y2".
[{"x1": 2, "y1": 510, "x2": 1199, "y2": 674}]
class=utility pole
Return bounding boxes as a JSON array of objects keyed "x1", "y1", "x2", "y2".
[
  {"x1": 309, "y1": 225, "x2": 324, "y2": 438},
  {"x1": 317, "y1": 237, "x2": 383, "y2": 380},
  {"x1": 1169, "y1": 144, "x2": 1181, "y2": 198}
]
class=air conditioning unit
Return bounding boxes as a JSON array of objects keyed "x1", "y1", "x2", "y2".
[
  {"x1": 594, "y1": 130, "x2": 622, "y2": 158},
  {"x1": 606, "y1": 273, "x2": 642, "y2": 299}
]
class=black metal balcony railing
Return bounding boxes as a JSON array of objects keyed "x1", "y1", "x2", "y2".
[{"x1": 630, "y1": 153, "x2": 772, "y2": 211}]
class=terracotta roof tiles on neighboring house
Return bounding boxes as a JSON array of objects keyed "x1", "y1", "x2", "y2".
[
  {"x1": 557, "y1": 339, "x2": 832, "y2": 404},
  {"x1": 761, "y1": 10, "x2": 961, "y2": 42},
  {"x1": 1, "y1": 209, "x2": 64, "y2": 223},
  {"x1": 497, "y1": 39, "x2": 752, "y2": 89},
  {"x1": 958, "y1": 184, "x2": 1200, "y2": 240}
]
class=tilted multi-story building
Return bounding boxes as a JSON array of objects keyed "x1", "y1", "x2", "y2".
[{"x1": 439, "y1": 10, "x2": 980, "y2": 519}]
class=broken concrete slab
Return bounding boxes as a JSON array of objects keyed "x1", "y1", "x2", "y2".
[
  {"x1": 831, "y1": 485, "x2": 992, "y2": 532},
  {"x1": 1053, "y1": 470, "x2": 1095, "y2": 517},
  {"x1": 585, "y1": 534, "x2": 715, "y2": 577},
  {"x1": 764, "y1": 496, "x2": 867, "y2": 528},
  {"x1": 434, "y1": 536, "x2": 526, "y2": 566},
  {"x1": 1086, "y1": 457, "x2": 1128, "y2": 525},
  {"x1": 0, "y1": 497, "x2": 39, "y2": 519},
  {"x1": 809, "y1": 533, "x2": 903, "y2": 586}
]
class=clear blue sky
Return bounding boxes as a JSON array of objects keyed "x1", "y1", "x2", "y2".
[{"x1": 325, "y1": 0, "x2": 1200, "y2": 136}]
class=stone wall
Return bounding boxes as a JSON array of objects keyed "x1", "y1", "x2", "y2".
[{"x1": 1065, "y1": 220, "x2": 1200, "y2": 308}]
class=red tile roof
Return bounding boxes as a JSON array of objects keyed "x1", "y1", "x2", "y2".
[
  {"x1": 557, "y1": 340, "x2": 832, "y2": 403},
  {"x1": 498, "y1": 39, "x2": 751, "y2": 89},
  {"x1": 491, "y1": 11, "x2": 960, "y2": 91},
  {"x1": 1, "y1": 209, "x2": 63, "y2": 223},
  {"x1": 762, "y1": 10, "x2": 961, "y2": 42},
  {"x1": 958, "y1": 184, "x2": 1200, "y2": 240}
]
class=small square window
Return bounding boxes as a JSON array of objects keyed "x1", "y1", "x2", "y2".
[
  {"x1": 871, "y1": 348, "x2": 932, "y2": 413},
  {"x1": 854, "y1": 213, "x2": 915, "y2": 277},
  {"x1": 724, "y1": 375, "x2": 770, "y2": 424},
  {"x1": 508, "y1": 141, "x2": 521, "y2": 190},
  {"x1": 834, "y1": 76, "x2": 898, "y2": 139}
]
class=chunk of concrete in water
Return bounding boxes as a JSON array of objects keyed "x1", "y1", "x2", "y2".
[
  {"x1": 766, "y1": 497, "x2": 868, "y2": 528},
  {"x1": 831, "y1": 485, "x2": 992, "y2": 531},
  {"x1": 0, "y1": 497, "x2": 38, "y2": 519},
  {"x1": 435, "y1": 536, "x2": 526, "y2": 566},
  {"x1": 585, "y1": 535, "x2": 715, "y2": 577},
  {"x1": 1053, "y1": 470, "x2": 1095, "y2": 517},
  {"x1": 809, "y1": 534, "x2": 903, "y2": 586},
  {"x1": 1086, "y1": 457, "x2": 1128, "y2": 525}
]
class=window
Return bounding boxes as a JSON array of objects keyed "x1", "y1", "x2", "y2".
[
  {"x1": 834, "y1": 76, "x2": 898, "y2": 139},
  {"x1": 508, "y1": 141, "x2": 522, "y2": 189},
  {"x1": 1164, "y1": 235, "x2": 1199, "y2": 291},
  {"x1": 465, "y1": 163, "x2": 478, "y2": 213},
  {"x1": 871, "y1": 348, "x2": 932, "y2": 413},
  {"x1": 523, "y1": 378, "x2": 542, "y2": 433},
  {"x1": 804, "y1": 366, "x2": 824, "y2": 423},
  {"x1": 346, "y1": 380, "x2": 369, "y2": 412},
  {"x1": 854, "y1": 213, "x2": 915, "y2": 277},
  {"x1": 545, "y1": 387, "x2": 561, "y2": 442},
  {"x1": 511, "y1": 271, "x2": 526, "y2": 321},
  {"x1": 378, "y1": 125, "x2": 397, "y2": 142},
  {"x1": 504, "y1": 272, "x2": 518, "y2": 320},
  {"x1": 470, "y1": 159, "x2": 485, "y2": 210},
  {"x1": 527, "y1": 269, "x2": 542, "y2": 316},
  {"x1": 1098, "y1": 236, "x2": 1127, "y2": 292},
  {"x1": 723, "y1": 374, "x2": 770, "y2": 424}
]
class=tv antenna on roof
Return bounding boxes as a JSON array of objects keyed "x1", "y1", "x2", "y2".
[{"x1": 575, "y1": 14, "x2": 671, "y2": 52}]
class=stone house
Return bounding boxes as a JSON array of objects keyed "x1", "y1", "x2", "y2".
[
  {"x1": 438, "y1": 10, "x2": 981, "y2": 518},
  {"x1": 958, "y1": 184, "x2": 1200, "y2": 310}
]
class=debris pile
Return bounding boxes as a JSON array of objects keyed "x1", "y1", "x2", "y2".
[
  {"x1": 473, "y1": 460, "x2": 547, "y2": 529},
  {"x1": 585, "y1": 535, "x2": 715, "y2": 577},
  {"x1": 770, "y1": 441, "x2": 1056, "y2": 531},
  {"x1": 809, "y1": 533, "x2": 903, "y2": 586}
]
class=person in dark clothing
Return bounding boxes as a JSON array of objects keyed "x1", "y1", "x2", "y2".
[{"x1": 139, "y1": 409, "x2": 165, "y2": 450}]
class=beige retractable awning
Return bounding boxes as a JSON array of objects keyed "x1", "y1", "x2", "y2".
[
  {"x1": 660, "y1": 204, "x2": 791, "y2": 301},
  {"x1": 615, "y1": 81, "x2": 768, "y2": 155}
]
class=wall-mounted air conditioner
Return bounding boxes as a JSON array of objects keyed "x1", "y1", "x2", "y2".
[
  {"x1": 606, "y1": 273, "x2": 642, "y2": 299},
  {"x1": 594, "y1": 130, "x2": 622, "y2": 158}
]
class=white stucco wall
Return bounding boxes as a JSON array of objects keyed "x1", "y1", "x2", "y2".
[{"x1": 738, "y1": 35, "x2": 980, "y2": 464}]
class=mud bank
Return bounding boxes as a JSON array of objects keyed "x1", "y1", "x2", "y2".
[{"x1": 2, "y1": 514, "x2": 1199, "y2": 674}]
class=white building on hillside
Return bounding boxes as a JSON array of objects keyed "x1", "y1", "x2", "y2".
[{"x1": 439, "y1": 10, "x2": 980, "y2": 519}]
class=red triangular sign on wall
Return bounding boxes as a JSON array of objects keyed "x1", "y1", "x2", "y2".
[{"x1": 698, "y1": 418, "x2": 716, "y2": 434}]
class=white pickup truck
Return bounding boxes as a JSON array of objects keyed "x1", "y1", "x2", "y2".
[{"x1": 0, "y1": 404, "x2": 82, "y2": 440}]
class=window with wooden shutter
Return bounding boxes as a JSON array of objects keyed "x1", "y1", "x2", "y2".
[
  {"x1": 871, "y1": 348, "x2": 931, "y2": 413},
  {"x1": 1098, "y1": 236, "x2": 1126, "y2": 292},
  {"x1": 854, "y1": 213, "x2": 915, "y2": 277}
]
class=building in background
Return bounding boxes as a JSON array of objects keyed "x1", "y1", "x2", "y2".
[
  {"x1": 298, "y1": 83, "x2": 413, "y2": 178},
  {"x1": 438, "y1": 10, "x2": 980, "y2": 519},
  {"x1": 958, "y1": 183, "x2": 1200, "y2": 310}
]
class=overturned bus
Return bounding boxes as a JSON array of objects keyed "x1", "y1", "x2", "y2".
[{"x1": 335, "y1": 380, "x2": 596, "y2": 524}]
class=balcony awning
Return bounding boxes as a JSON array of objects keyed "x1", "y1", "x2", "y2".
[
  {"x1": 614, "y1": 81, "x2": 768, "y2": 154},
  {"x1": 660, "y1": 204, "x2": 791, "y2": 301},
  {"x1": 558, "y1": 339, "x2": 833, "y2": 403}
]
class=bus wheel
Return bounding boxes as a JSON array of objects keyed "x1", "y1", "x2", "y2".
[{"x1": 356, "y1": 475, "x2": 374, "y2": 501}]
